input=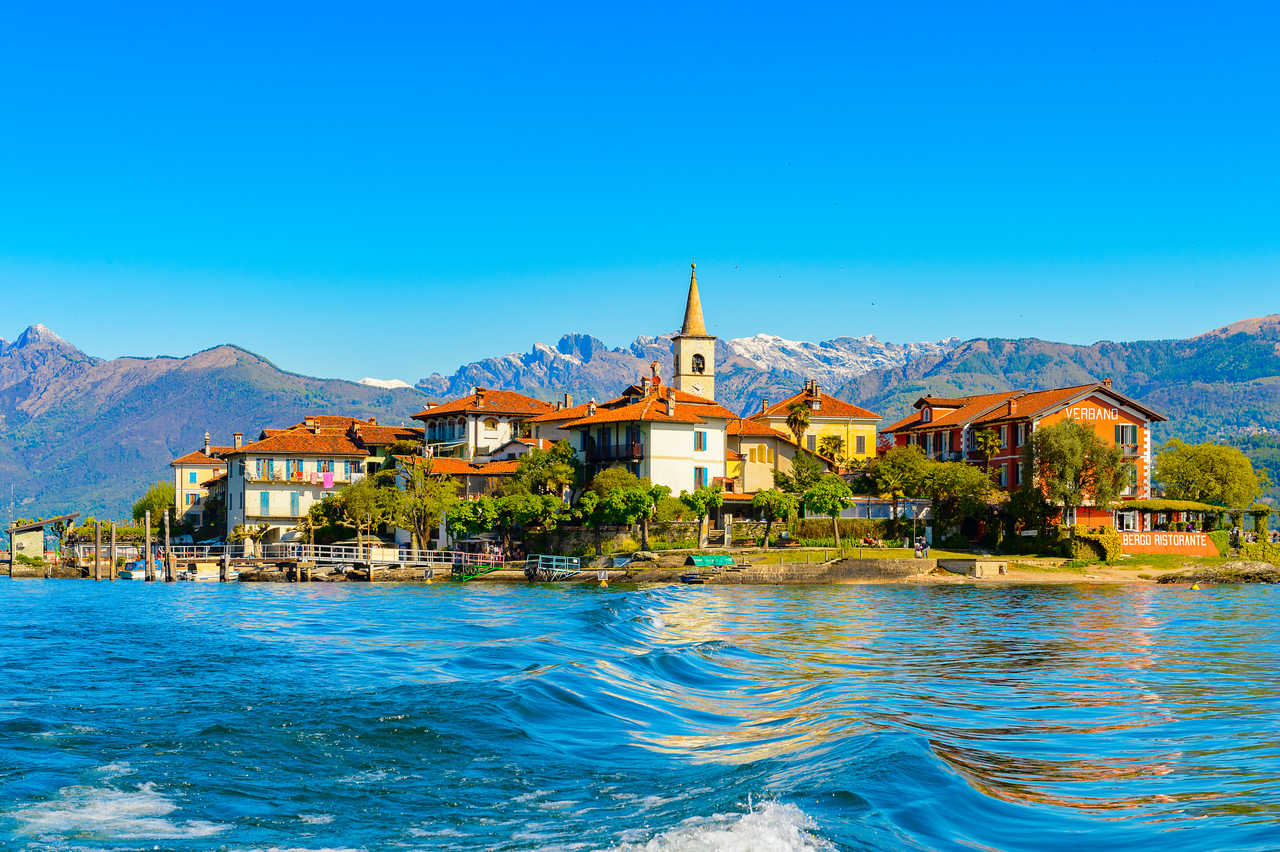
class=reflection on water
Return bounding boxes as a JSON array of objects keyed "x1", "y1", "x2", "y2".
[{"x1": 1, "y1": 580, "x2": 1279, "y2": 850}]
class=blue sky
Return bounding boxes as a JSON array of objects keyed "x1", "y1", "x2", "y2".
[{"x1": 2, "y1": 2, "x2": 1278, "y2": 382}]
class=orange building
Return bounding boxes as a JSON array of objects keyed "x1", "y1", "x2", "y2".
[{"x1": 881, "y1": 380, "x2": 1166, "y2": 530}]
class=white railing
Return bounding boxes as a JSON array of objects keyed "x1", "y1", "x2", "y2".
[
  {"x1": 245, "y1": 471, "x2": 365, "y2": 485},
  {"x1": 169, "y1": 545, "x2": 228, "y2": 559},
  {"x1": 259, "y1": 543, "x2": 502, "y2": 567}
]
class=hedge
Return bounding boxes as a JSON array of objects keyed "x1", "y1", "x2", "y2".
[
  {"x1": 1209, "y1": 530, "x2": 1231, "y2": 557},
  {"x1": 1069, "y1": 525, "x2": 1123, "y2": 563}
]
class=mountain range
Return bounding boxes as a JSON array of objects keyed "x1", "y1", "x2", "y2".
[{"x1": 2, "y1": 316, "x2": 1278, "y2": 518}]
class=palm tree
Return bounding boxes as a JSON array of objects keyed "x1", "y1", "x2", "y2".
[
  {"x1": 786, "y1": 400, "x2": 811, "y2": 447},
  {"x1": 974, "y1": 428, "x2": 1003, "y2": 471}
]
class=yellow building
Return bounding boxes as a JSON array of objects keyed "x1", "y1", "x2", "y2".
[
  {"x1": 751, "y1": 380, "x2": 880, "y2": 464},
  {"x1": 170, "y1": 433, "x2": 231, "y2": 529}
]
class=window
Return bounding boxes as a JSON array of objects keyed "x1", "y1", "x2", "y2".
[
  {"x1": 694, "y1": 466, "x2": 708, "y2": 489},
  {"x1": 1000, "y1": 425, "x2": 1008, "y2": 449},
  {"x1": 997, "y1": 464, "x2": 1008, "y2": 487},
  {"x1": 290, "y1": 491, "x2": 301, "y2": 516},
  {"x1": 287, "y1": 458, "x2": 304, "y2": 478},
  {"x1": 1018, "y1": 423, "x2": 1028, "y2": 446},
  {"x1": 806, "y1": 435, "x2": 816, "y2": 452},
  {"x1": 317, "y1": 459, "x2": 334, "y2": 473},
  {"x1": 1116, "y1": 424, "x2": 1138, "y2": 456},
  {"x1": 1122, "y1": 466, "x2": 1138, "y2": 496},
  {"x1": 1063, "y1": 507, "x2": 1076, "y2": 526},
  {"x1": 186, "y1": 493, "x2": 195, "y2": 506},
  {"x1": 483, "y1": 417, "x2": 500, "y2": 432},
  {"x1": 767, "y1": 446, "x2": 775, "y2": 463},
  {"x1": 748, "y1": 447, "x2": 758, "y2": 463},
  {"x1": 259, "y1": 491, "x2": 270, "y2": 516},
  {"x1": 691, "y1": 353, "x2": 705, "y2": 374},
  {"x1": 188, "y1": 471, "x2": 197, "y2": 484},
  {"x1": 1115, "y1": 511, "x2": 1138, "y2": 531},
  {"x1": 856, "y1": 435, "x2": 866, "y2": 455},
  {"x1": 921, "y1": 408, "x2": 932, "y2": 423},
  {"x1": 694, "y1": 431, "x2": 707, "y2": 452},
  {"x1": 255, "y1": 458, "x2": 269, "y2": 478}
]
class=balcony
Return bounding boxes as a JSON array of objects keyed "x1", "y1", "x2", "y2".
[
  {"x1": 585, "y1": 441, "x2": 645, "y2": 463},
  {"x1": 1120, "y1": 444, "x2": 1140, "y2": 458},
  {"x1": 245, "y1": 470, "x2": 364, "y2": 485}
]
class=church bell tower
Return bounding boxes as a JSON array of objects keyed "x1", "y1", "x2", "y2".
[{"x1": 672, "y1": 263, "x2": 716, "y2": 400}]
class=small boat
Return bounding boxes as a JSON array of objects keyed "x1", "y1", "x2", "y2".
[
  {"x1": 177, "y1": 566, "x2": 239, "y2": 581},
  {"x1": 117, "y1": 560, "x2": 149, "y2": 580}
]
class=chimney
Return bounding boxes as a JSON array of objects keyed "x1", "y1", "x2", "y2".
[
  {"x1": 564, "y1": 392, "x2": 573, "y2": 409},
  {"x1": 760, "y1": 398, "x2": 768, "y2": 414},
  {"x1": 1103, "y1": 377, "x2": 1112, "y2": 388},
  {"x1": 305, "y1": 416, "x2": 316, "y2": 430},
  {"x1": 368, "y1": 416, "x2": 376, "y2": 425},
  {"x1": 588, "y1": 399, "x2": 597, "y2": 417},
  {"x1": 666, "y1": 393, "x2": 676, "y2": 417},
  {"x1": 203, "y1": 431, "x2": 211, "y2": 456},
  {"x1": 476, "y1": 387, "x2": 486, "y2": 407},
  {"x1": 641, "y1": 376, "x2": 651, "y2": 395},
  {"x1": 1009, "y1": 399, "x2": 1018, "y2": 415},
  {"x1": 233, "y1": 432, "x2": 243, "y2": 450}
]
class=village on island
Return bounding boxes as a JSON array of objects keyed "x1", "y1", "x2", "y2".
[{"x1": 7, "y1": 266, "x2": 1277, "y2": 584}]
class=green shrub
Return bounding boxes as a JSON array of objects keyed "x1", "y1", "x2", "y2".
[
  {"x1": 789, "y1": 517, "x2": 887, "y2": 540},
  {"x1": 14, "y1": 554, "x2": 45, "y2": 566},
  {"x1": 1239, "y1": 542, "x2": 1280, "y2": 565},
  {"x1": 616, "y1": 536, "x2": 640, "y2": 553},
  {"x1": 1069, "y1": 525, "x2": 1122, "y2": 562},
  {"x1": 1209, "y1": 530, "x2": 1231, "y2": 557}
]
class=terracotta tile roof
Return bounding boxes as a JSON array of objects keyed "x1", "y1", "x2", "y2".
[
  {"x1": 170, "y1": 449, "x2": 233, "y2": 466},
  {"x1": 722, "y1": 492, "x2": 756, "y2": 501},
  {"x1": 413, "y1": 388, "x2": 553, "y2": 419},
  {"x1": 514, "y1": 438, "x2": 556, "y2": 450},
  {"x1": 885, "y1": 382, "x2": 1167, "y2": 433},
  {"x1": 226, "y1": 431, "x2": 368, "y2": 457},
  {"x1": 727, "y1": 418, "x2": 788, "y2": 438},
  {"x1": 350, "y1": 424, "x2": 424, "y2": 445},
  {"x1": 204, "y1": 472, "x2": 227, "y2": 487},
  {"x1": 561, "y1": 387, "x2": 738, "y2": 428},
  {"x1": 399, "y1": 455, "x2": 520, "y2": 476},
  {"x1": 881, "y1": 411, "x2": 924, "y2": 433},
  {"x1": 755, "y1": 389, "x2": 879, "y2": 420},
  {"x1": 725, "y1": 448, "x2": 744, "y2": 461},
  {"x1": 527, "y1": 401, "x2": 595, "y2": 424}
]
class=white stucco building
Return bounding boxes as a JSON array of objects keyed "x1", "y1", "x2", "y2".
[{"x1": 412, "y1": 387, "x2": 553, "y2": 459}]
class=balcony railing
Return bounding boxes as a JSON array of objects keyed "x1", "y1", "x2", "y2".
[
  {"x1": 245, "y1": 470, "x2": 365, "y2": 485},
  {"x1": 585, "y1": 441, "x2": 645, "y2": 463},
  {"x1": 1120, "y1": 444, "x2": 1140, "y2": 458}
]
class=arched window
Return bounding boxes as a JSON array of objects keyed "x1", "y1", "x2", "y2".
[
  {"x1": 691, "y1": 353, "x2": 705, "y2": 374},
  {"x1": 483, "y1": 417, "x2": 500, "y2": 432}
]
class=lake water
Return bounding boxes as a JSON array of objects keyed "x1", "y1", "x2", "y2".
[{"x1": 2, "y1": 580, "x2": 1278, "y2": 851}]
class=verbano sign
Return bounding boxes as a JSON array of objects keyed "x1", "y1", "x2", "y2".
[
  {"x1": 1065, "y1": 404, "x2": 1120, "y2": 421},
  {"x1": 1120, "y1": 531, "x2": 1218, "y2": 556}
]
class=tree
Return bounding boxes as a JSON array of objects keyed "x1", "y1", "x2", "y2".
[
  {"x1": 575, "y1": 491, "x2": 606, "y2": 555},
  {"x1": 599, "y1": 486, "x2": 654, "y2": 546},
  {"x1": 785, "y1": 399, "x2": 811, "y2": 446},
  {"x1": 973, "y1": 428, "x2": 1002, "y2": 468},
  {"x1": 679, "y1": 485, "x2": 724, "y2": 548},
  {"x1": 818, "y1": 435, "x2": 845, "y2": 462},
  {"x1": 338, "y1": 476, "x2": 396, "y2": 553},
  {"x1": 132, "y1": 481, "x2": 175, "y2": 528},
  {"x1": 504, "y1": 441, "x2": 579, "y2": 497},
  {"x1": 803, "y1": 474, "x2": 854, "y2": 548},
  {"x1": 774, "y1": 449, "x2": 825, "y2": 494},
  {"x1": 229, "y1": 522, "x2": 270, "y2": 557},
  {"x1": 396, "y1": 460, "x2": 460, "y2": 550},
  {"x1": 1025, "y1": 420, "x2": 1130, "y2": 534},
  {"x1": 751, "y1": 488, "x2": 799, "y2": 547},
  {"x1": 446, "y1": 496, "x2": 497, "y2": 541},
  {"x1": 923, "y1": 461, "x2": 993, "y2": 535},
  {"x1": 589, "y1": 465, "x2": 640, "y2": 496},
  {"x1": 493, "y1": 493, "x2": 563, "y2": 551},
  {"x1": 871, "y1": 446, "x2": 930, "y2": 534},
  {"x1": 1154, "y1": 439, "x2": 1269, "y2": 508}
]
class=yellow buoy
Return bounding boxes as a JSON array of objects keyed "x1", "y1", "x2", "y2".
[
  {"x1": 1191, "y1": 583, "x2": 1200, "y2": 590},
  {"x1": 599, "y1": 580, "x2": 609, "y2": 588}
]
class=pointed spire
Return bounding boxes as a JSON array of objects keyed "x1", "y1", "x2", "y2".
[{"x1": 680, "y1": 263, "x2": 707, "y2": 336}]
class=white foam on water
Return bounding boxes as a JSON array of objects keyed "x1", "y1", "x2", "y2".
[
  {"x1": 611, "y1": 801, "x2": 834, "y2": 852},
  {"x1": 298, "y1": 813, "x2": 334, "y2": 825},
  {"x1": 10, "y1": 781, "x2": 229, "y2": 841}
]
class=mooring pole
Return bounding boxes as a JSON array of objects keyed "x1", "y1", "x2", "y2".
[
  {"x1": 94, "y1": 524, "x2": 101, "y2": 581},
  {"x1": 144, "y1": 510, "x2": 153, "y2": 581},
  {"x1": 163, "y1": 511, "x2": 172, "y2": 582},
  {"x1": 219, "y1": 551, "x2": 228, "y2": 583},
  {"x1": 109, "y1": 523, "x2": 117, "y2": 580}
]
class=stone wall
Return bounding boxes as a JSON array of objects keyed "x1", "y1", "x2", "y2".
[{"x1": 713, "y1": 557, "x2": 928, "y2": 584}]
